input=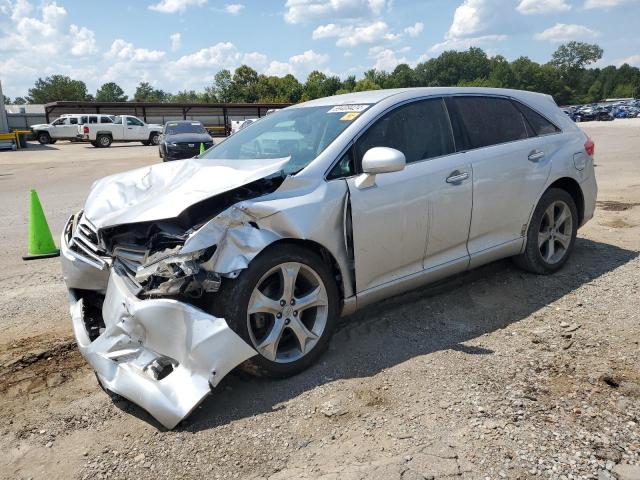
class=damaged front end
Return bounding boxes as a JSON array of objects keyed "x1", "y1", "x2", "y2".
[{"x1": 60, "y1": 159, "x2": 293, "y2": 429}]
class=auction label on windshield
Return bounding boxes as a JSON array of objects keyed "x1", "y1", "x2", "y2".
[{"x1": 328, "y1": 104, "x2": 370, "y2": 113}]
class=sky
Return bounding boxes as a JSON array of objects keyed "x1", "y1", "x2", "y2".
[{"x1": 1, "y1": 0, "x2": 639, "y2": 99}]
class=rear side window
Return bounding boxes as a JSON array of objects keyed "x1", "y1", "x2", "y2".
[
  {"x1": 100, "y1": 116, "x2": 113, "y2": 124},
  {"x1": 515, "y1": 102, "x2": 560, "y2": 136},
  {"x1": 447, "y1": 96, "x2": 529, "y2": 150},
  {"x1": 88, "y1": 116, "x2": 98, "y2": 124},
  {"x1": 69, "y1": 117, "x2": 78, "y2": 125},
  {"x1": 355, "y1": 98, "x2": 455, "y2": 165}
]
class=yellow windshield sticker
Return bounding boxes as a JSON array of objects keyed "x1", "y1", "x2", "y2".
[{"x1": 340, "y1": 112, "x2": 360, "y2": 121}]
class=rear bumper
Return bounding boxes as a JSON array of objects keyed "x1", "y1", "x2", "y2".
[
  {"x1": 60, "y1": 216, "x2": 257, "y2": 429},
  {"x1": 580, "y1": 166, "x2": 598, "y2": 226}
]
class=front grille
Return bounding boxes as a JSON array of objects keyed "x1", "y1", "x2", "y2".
[
  {"x1": 111, "y1": 245, "x2": 148, "y2": 294},
  {"x1": 68, "y1": 214, "x2": 109, "y2": 270}
]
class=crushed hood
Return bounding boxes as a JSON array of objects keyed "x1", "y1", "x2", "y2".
[{"x1": 83, "y1": 157, "x2": 289, "y2": 229}]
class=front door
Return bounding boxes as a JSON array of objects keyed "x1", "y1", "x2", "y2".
[
  {"x1": 346, "y1": 98, "x2": 472, "y2": 293},
  {"x1": 125, "y1": 117, "x2": 146, "y2": 140}
]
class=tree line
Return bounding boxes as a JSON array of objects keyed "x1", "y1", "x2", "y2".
[{"x1": 5, "y1": 42, "x2": 640, "y2": 108}]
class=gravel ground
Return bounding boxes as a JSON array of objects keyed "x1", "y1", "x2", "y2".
[{"x1": 0, "y1": 120, "x2": 638, "y2": 480}]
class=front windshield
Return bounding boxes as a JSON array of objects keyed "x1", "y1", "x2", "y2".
[
  {"x1": 164, "y1": 122, "x2": 207, "y2": 135},
  {"x1": 202, "y1": 105, "x2": 368, "y2": 174}
]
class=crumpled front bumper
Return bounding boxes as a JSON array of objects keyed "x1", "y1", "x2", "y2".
[{"x1": 61, "y1": 218, "x2": 257, "y2": 429}]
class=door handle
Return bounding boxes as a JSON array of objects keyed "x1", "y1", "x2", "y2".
[
  {"x1": 528, "y1": 150, "x2": 545, "y2": 162},
  {"x1": 446, "y1": 171, "x2": 469, "y2": 184}
]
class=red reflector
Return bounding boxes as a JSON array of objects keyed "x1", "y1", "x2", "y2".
[
  {"x1": 585, "y1": 138, "x2": 595, "y2": 156},
  {"x1": 83, "y1": 126, "x2": 89, "y2": 134}
]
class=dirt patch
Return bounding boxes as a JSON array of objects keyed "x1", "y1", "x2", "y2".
[
  {"x1": 597, "y1": 200, "x2": 640, "y2": 211},
  {"x1": 0, "y1": 335, "x2": 85, "y2": 397},
  {"x1": 602, "y1": 218, "x2": 636, "y2": 228}
]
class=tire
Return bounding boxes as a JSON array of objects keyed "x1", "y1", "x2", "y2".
[
  {"x1": 37, "y1": 132, "x2": 51, "y2": 145},
  {"x1": 96, "y1": 134, "x2": 112, "y2": 148},
  {"x1": 91, "y1": 141, "x2": 98, "y2": 147},
  {"x1": 210, "y1": 243, "x2": 340, "y2": 378},
  {"x1": 514, "y1": 188, "x2": 578, "y2": 275},
  {"x1": 141, "y1": 141, "x2": 150, "y2": 146},
  {"x1": 149, "y1": 133, "x2": 160, "y2": 146},
  {"x1": 49, "y1": 139, "x2": 57, "y2": 144}
]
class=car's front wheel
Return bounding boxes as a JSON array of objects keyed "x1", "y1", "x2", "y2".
[
  {"x1": 37, "y1": 132, "x2": 51, "y2": 144},
  {"x1": 211, "y1": 243, "x2": 339, "y2": 378},
  {"x1": 514, "y1": 188, "x2": 578, "y2": 275}
]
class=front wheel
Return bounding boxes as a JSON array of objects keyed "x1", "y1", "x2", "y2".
[
  {"x1": 210, "y1": 244, "x2": 339, "y2": 378},
  {"x1": 149, "y1": 133, "x2": 160, "y2": 146},
  {"x1": 514, "y1": 188, "x2": 578, "y2": 275},
  {"x1": 37, "y1": 132, "x2": 51, "y2": 144}
]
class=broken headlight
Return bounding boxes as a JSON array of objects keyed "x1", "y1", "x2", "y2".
[{"x1": 133, "y1": 246, "x2": 220, "y2": 297}]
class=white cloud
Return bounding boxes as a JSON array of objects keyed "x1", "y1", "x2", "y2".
[
  {"x1": 69, "y1": 25, "x2": 97, "y2": 56},
  {"x1": 9, "y1": 0, "x2": 33, "y2": 21},
  {"x1": 170, "y1": 32, "x2": 181, "y2": 52},
  {"x1": 517, "y1": 0, "x2": 571, "y2": 14},
  {"x1": 430, "y1": 34, "x2": 507, "y2": 53},
  {"x1": 265, "y1": 49, "x2": 329, "y2": 76},
  {"x1": 148, "y1": 0, "x2": 207, "y2": 14},
  {"x1": 404, "y1": 22, "x2": 424, "y2": 38},
  {"x1": 584, "y1": 0, "x2": 639, "y2": 8},
  {"x1": 284, "y1": 0, "x2": 392, "y2": 24},
  {"x1": 224, "y1": 3, "x2": 244, "y2": 14},
  {"x1": 312, "y1": 20, "x2": 399, "y2": 47},
  {"x1": 614, "y1": 54, "x2": 640, "y2": 67},
  {"x1": 370, "y1": 47, "x2": 409, "y2": 71},
  {"x1": 106, "y1": 39, "x2": 166, "y2": 62},
  {"x1": 534, "y1": 23, "x2": 599, "y2": 42},
  {"x1": 172, "y1": 42, "x2": 266, "y2": 70}
]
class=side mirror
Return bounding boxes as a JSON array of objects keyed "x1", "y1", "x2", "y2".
[{"x1": 356, "y1": 147, "x2": 406, "y2": 188}]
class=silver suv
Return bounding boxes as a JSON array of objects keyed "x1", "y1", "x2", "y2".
[{"x1": 61, "y1": 87, "x2": 597, "y2": 428}]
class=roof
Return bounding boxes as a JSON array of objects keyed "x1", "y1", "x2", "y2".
[
  {"x1": 297, "y1": 87, "x2": 555, "y2": 108},
  {"x1": 44, "y1": 101, "x2": 291, "y2": 109}
]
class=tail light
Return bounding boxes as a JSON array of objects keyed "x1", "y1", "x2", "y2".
[
  {"x1": 83, "y1": 126, "x2": 89, "y2": 134},
  {"x1": 584, "y1": 138, "x2": 595, "y2": 156}
]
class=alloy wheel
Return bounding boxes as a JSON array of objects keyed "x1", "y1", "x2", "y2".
[
  {"x1": 246, "y1": 262, "x2": 328, "y2": 363},
  {"x1": 538, "y1": 200, "x2": 573, "y2": 264}
]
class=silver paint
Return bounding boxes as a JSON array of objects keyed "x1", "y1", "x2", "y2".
[{"x1": 60, "y1": 87, "x2": 597, "y2": 429}]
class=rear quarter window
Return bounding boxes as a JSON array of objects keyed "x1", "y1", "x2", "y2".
[
  {"x1": 447, "y1": 96, "x2": 530, "y2": 149},
  {"x1": 515, "y1": 102, "x2": 561, "y2": 136}
]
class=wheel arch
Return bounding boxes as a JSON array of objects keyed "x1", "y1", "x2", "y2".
[
  {"x1": 263, "y1": 238, "x2": 347, "y2": 302},
  {"x1": 546, "y1": 177, "x2": 585, "y2": 226}
]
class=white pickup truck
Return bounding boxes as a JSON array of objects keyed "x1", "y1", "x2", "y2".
[
  {"x1": 78, "y1": 115, "x2": 162, "y2": 148},
  {"x1": 31, "y1": 114, "x2": 115, "y2": 144}
]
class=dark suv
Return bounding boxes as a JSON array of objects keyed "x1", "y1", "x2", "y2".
[{"x1": 159, "y1": 120, "x2": 214, "y2": 161}]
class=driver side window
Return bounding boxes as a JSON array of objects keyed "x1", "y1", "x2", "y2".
[
  {"x1": 127, "y1": 117, "x2": 144, "y2": 126},
  {"x1": 355, "y1": 98, "x2": 455, "y2": 166}
]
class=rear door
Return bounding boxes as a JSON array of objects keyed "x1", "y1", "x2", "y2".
[
  {"x1": 346, "y1": 98, "x2": 472, "y2": 293},
  {"x1": 445, "y1": 96, "x2": 553, "y2": 262}
]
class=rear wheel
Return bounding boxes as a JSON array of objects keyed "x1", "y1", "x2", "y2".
[
  {"x1": 96, "y1": 134, "x2": 112, "y2": 148},
  {"x1": 141, "y1": 141, "x2": 150, "y2": 146},
  {"x1": 210, "y1": 244, "x2": 339, "y2": 378},
  {"x1": 49, "y1": 139, "x2": 57, "y2": 144},
  {"x1": 514, "y1": 188, "x2": 578, "y2": 275},
  {"x1": 36, "y1": 132, "x2": 51, "y2": 144},
  {"x1": 149, "y1": 133, "x2": 160, "y2": 146}
]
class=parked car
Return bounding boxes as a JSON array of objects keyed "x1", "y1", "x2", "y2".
[
  {"x1": 60, "y1": 87, "x2": 597, "y2": 429},
  {"x1": 574, "y1": 109, "x2": 614, "y2": 122},
  {"x1": 159, "y1": 120, "x2": 214, "y2": 161},
  {"x1": 31, "y1": 114, "x2": 114, "y2": 144},
  {"x1": 77, "y1": 115, "x2": 162, "y2": 147}
]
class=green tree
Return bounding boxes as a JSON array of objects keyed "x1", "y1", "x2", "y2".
[
  {"x1": 551, "y1": 42, "x2": 603, "y2": 72},
  {"x1": 96, "y1": 82, "x2": 128, "y2": 102},
  {"x1": 353, "y1": 78, "x2": 381, "y2": 92},
  {"x1": 13, "y1": 96, "x2": 27, "y2": 105},
  {"x1": 2, "y1": 95, "x2": 9, "y2": 105},
  {"x1": 133, "y1": 82, "x2": 170, "y2": 102},
  {"x1": 27, "y1": 75, "x2": 89, "y2": 103},
  {"x1": 230, "y1": 65, "x2": 260, "y2": 102},
  {"x1": 212, "y1": 69, "x2": 233, "y2": 103}
]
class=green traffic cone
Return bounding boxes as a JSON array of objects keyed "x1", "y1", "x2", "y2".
[
  {"x1": 22, "y1": 189, "x2": 60, "y2": 260},
  {"x1": 199, "y1": 142, "x2": 205, "y2": 155}
]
